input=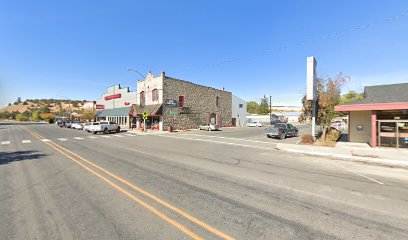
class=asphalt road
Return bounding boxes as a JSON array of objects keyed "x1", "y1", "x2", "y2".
[{"x1": 1, "y1": 122, "x2": 407, "y2": 239}]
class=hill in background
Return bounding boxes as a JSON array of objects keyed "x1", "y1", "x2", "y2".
[{"x1": 0, "y1": 98, "x2": 87, "y2": 114}]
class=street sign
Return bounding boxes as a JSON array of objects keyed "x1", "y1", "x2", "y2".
[
  {"x1": 169, "y1": 111, "x2": 178, "y2": 115},
  {"x1": 143, "y1": 112, "x2": 148, "y2": 120}
]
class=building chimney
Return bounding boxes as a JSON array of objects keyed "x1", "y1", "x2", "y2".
[
  {"x1": 221, "y1": 87, "x2": 225, "y2": 91},
  {"x1": 161, "y1": 71, "x2": 165, "y2": 77}
]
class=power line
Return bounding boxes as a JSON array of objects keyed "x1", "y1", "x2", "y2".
[{"x1": 171, "y1": 9, "x2": 408, "y2": 77}]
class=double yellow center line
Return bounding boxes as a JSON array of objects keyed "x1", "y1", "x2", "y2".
[{"x1": 22, "y1": 127, "x2": 234, "y2": 240}]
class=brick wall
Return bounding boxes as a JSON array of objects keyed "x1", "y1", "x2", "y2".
[{"x1": 162, "y1": 77, "x2": 232, "y2": 130}]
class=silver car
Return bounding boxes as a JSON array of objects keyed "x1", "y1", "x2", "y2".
[{"x1": 198, "y1": 123, "x2": 220, "y2": 131}]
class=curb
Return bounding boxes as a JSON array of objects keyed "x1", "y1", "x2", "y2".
[{"x1": 276, "y1": 143, "x2": 408, "y2": 168}]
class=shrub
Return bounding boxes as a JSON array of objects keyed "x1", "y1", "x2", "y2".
[
  {"x1": 326, "y1": 130, "x2": 341, "y2": 142},
  {"x1": 16, "y1": 114, "x2": 29, "y2": 121},
  {"x1": 301, "y1": 134, "x2": 314, "y2": 144}
]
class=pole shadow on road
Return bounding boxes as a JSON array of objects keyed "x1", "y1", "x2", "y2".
[{"x1": 0, "y1": 151, "x2": 47, "y2": 165}]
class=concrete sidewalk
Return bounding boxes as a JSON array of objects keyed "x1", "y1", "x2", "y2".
[{"x1": 277, "y1": 141, "x2": 408, "y2": 168}]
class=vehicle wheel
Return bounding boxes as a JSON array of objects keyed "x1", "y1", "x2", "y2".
[
  {"x1": 116, "y1": 127, "x2": 120, "y2": 133},
  {"x1": 295, "y1": 131, "x2": 298, "y2": 137},
  {"x1": 267, "y1": 135, "x2": 272, "y2": 138},
  {"x1": 280, "y1": 132, "x2": 286, "y2": 140},
  {"x1": 104, "y1": 128, "x2": 108, "y2": 134},
  {"x1": 92, "y1": 131, "x2": 97, "y2": 134}
]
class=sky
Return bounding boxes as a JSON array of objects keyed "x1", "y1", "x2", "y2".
[{"x1": 1, "y1": 0, "x2": 408, "y2": 108}]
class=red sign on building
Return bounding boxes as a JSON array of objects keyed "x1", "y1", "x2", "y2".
[
  {"x1": 104, "y1": 94, "x2": 121, "y2": 100},
  {"x1": 124, "y1": 102, "x2": 130, "y2": 105},
  {"x1": 96, "y1": 104, "x2": 105, "y2": 110}
]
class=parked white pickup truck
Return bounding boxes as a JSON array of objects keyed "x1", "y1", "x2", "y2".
[{"x1": 89, "y1": 121, "x2": 120, "y2": 134}]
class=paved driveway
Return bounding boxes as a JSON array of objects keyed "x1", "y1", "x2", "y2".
[{"x1": 183, "y1": 123, "x2": 312, "y2": 144}]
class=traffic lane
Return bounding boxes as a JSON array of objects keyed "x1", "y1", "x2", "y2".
[
  {"x1": 2, "y1": 126, "x2": 195, "y2": 240},
  {"x1": 30, "y1": 123, "x2": 408, "y2": 207},
  {"x1": 22, "y1": 126, "x2": 234, "y2": 240},
  {"x1": 32, "y1": 127, "x2": 408, "y2": 239}
]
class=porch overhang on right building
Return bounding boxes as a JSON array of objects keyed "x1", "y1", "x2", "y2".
[{"x1": 335, "y1": 83, "x2": 408, "y2": 148}]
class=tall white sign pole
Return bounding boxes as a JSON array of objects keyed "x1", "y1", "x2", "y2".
[{"x1": 307, "y1": 56, "x2": 317, "y2": 140}]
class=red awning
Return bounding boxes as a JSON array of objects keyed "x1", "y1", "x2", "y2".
[{"x1": 335, "y1": 102, "x2": 408, "y2": 112}]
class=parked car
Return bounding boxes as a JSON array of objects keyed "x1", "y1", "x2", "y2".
[
  {"x1": 83, "y1": 122, "x2": 99, "y2": 132},
  {"x1": 330, "y1": 120, "x2": 346, "y2": 131},
  {"x1": 198, "y1": 123, "x2": 220, "y2": 131},
  {"x1": 56, "y1": 120, "x2": 65, "y2": 127},
  {"x1": 73, "y1": 122, "x2": 85, "y2": 130},
  {"x1": 265, "y1": 123, "x2": 298, "y2": 139},
  {"x1": 246, "y1": 122, "x2": 263, "y2": 127},
  {"x1": 89, "y1": 121, "x2": 120, "y2": 134},
  {"x1": 64, "y1": 120, "x2": 73, "y2": 128},
  {"x1": 70, "y1": 121, "x2": 81, "y2": 129}
]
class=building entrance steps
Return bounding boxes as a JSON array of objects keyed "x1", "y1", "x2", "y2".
[{"x1": 277, "y1": 141, "x2": 408, "y2": 168}]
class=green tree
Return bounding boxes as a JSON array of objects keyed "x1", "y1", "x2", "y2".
[
  {"x1": 39, "y1": 106, "x2": 51, "y2": 114},
  {"x1": 257, "y1": 95, "x2": 270, "y2": 115},
  {"x1": 340, "y1": 91, "x2": 364, "y2": 104},
  {"x1": 299, "y1": 72, "x2": 350, "y2": 140},
  {"x1": 16, "y1": 113, "x2": 29, "y2": 121},
  {"x1": 247, "y1": 101, "x2": 259, "y2": 114},
  {"x1": 32, "y1": 111, "x2": 40, "y2": 121},
  {"x1": 0, "y1": 112, "x2": 11, "y2": 119}
]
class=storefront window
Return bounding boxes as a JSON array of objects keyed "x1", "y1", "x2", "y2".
[
  {"x1": 152, "y1": 89, "x2": 159, "y2": 102},
  {"x1": 140, "y1": 91, "x2": 145, "y2": 105}
]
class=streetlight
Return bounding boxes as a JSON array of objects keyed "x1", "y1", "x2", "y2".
[{"x1": 128, "y1": 68, "x2": 146, "y2": 132}]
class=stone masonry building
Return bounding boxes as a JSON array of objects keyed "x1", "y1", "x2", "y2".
[{"x1": 135, "y1": 71, "x2": 232, "y2": 130}]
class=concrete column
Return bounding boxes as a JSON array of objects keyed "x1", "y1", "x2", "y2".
[{"x1": 371, "y1": 111, "x2": 377, "y2": 147}]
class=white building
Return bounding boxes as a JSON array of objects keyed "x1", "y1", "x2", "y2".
[
  {"x1": 96, "y1": 84, "x2": 137, "y2": 110},
  {"x1": 232, "y1": 95, "x2": 247, "y2": 126},
  {"x1": 95, "y1": 84, "x2": 137, "y2": 129}
]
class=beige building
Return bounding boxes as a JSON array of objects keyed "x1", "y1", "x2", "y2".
[{"x1": 335, "y1": 83, "x2": 408, "y2": 148}]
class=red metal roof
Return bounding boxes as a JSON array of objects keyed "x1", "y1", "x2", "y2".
[{"x1": 335, "y1": 102, "x2": 408, "y2": 112}]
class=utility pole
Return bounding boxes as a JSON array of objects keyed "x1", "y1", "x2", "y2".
[
  {"x1": 128, "y1": 68, "x2": 146, "y2": 132},
  {"x1": 269, "y1": 95, "x2": 272, "y2": 125}
]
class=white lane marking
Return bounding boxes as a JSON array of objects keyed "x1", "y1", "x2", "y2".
[
  {"x1": 161, "y1": 135, "x2": 275, "y2": 150},
  {"x1": 1, "y1": 141, "x2": 10, "y2": 145},
  {"x1": 41, "y1": 139, "x2": 51, "y2": 142},
  {"x1": 88, "y1": 136, "x2": 98, "y2": 139},
  {"x1": 180, "y1": 133, "x2": 273, "y2": 144},
  {"x1": 100, "y1": 135, "x2": 111, "y2": 138},
  {"x1": 22, "y1": 140, "x2": 31, "y2": 144},
  {"x1": 331, "y1": 162, "x2": 385, "y2": 185},
  {"x1": 73, "y1": 137, "x2": 84, "y2": 140},
  {"x1": 125, "y1": 134, "x2": 136, "y2": 137},
  {"x1": 57, "y1": 138, "x2": 67, "y2": 141},
  {"x1": 113, "y1": 135, "x2": 124, "y2": 137}
]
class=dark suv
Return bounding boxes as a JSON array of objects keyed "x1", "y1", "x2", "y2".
[{"x1": 265, "y1": 123, "x2": 298, "y2": 139}]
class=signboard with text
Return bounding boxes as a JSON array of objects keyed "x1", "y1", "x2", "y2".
[
  {"x1": 164, "y1": 99, "x2": 178, "y2": 107},
  {"x1": 104, "y1": 94, "x2": 121, "y2": 100},
  {"x1": 96, "y1": 104, "x2": 105, "y2": 110}
]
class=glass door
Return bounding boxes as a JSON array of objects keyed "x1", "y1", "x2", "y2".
[
  {"x1": 398, "y1": 121, "x2": 408, "y2": 148},
  {"x1": 378, "y1": 121, "x2": 397, "y2": 147}
]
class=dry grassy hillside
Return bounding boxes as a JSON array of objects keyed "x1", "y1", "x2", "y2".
[{"x1": 0, "y1": 100, "x2": 85, "y2": 113}]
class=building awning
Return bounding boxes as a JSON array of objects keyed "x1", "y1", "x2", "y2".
[
  {"x1": 96, "y1": 106, "x2": 132, "y2": 117},
  {"x1": 136, "y1": 104, "x2": 163, "y2": 116},
  {"x1": 335, "y1": 102, "x2": 408, "y2": 112}
]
